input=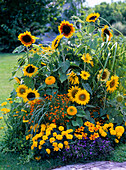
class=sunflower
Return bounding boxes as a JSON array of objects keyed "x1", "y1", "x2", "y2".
[
  {"x1": 16, "y1": 84, "x2": 28, "y2": 98},
  {"x1": 80, "y1": 71, "x2": 90, "y2": 80},
  {"x1": 45, "y1": 76, "x2": 56, "y2": 85},
  {"x1": 58, "y1": 20, "x2": 75, "y2": 38},
  {"x1": 81, "y1": 53, "x2": 92, "y2": 64},
  {"x1": 23, "y1": 88, "x2": 40, "y2": 103},
  {"x1": 51, "y1": 34, "x2": 63, "y2": 50},
  {"x1": 18, "y1": 31, "x2": 35, "y2": 47},
  {"x1": 67, "y1": 71, "x2": 79, "y2": 85},
  {"x1": 23, "y1": 64, "x2": 38, "y2": 77},
  {"x1": 97, "y1": 68, "x2": 110, "y2": 82},
  {"x1": 68, "y1": 86, "x2": 81, "y2": 102},
  {"x1": 86, "y1": 13, "x2": 100, "y2": 22},
  {"x1": 75, "y1": 89, "x2": 90, "y2": 105},
  {"x1": 67, "y1": 106, "x2": 77, "y2": 116},
  {"x1": 101, "y1": 25, "x2": 113, "y2": 41},
  {"x1": 106, "y1": 75, "x2": 119, "y2": 93},
  {"x1": 14, "y1": 77, "x2": 21, "y2": 84}
]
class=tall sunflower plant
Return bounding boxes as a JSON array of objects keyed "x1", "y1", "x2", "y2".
[{"x1": 1, "y1": 12, "x2": 126, "y2": 158}]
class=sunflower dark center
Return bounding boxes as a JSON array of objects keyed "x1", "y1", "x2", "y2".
[
  {"x1": 19, "y1": 88, "x2": 26, "y2": 94},
  {"x1": 89, "y1": 16, "x2": 97, "y2": 20},
  {"x1": 110, "y1": 80, "x2": 115, "y2": 88},
  {"x1": 83, "y1": 74, "x2": 87, "y2": 77},
  {"x1": 102, "y1": 72, "x2": 107, "y2": 79},
  {"x1": 72, "y1": 90, "x2": 78, "y2": 98},
  {"x1": 54, "y1": 39, "x2": 59, "y2": 46},
  {"x1": 26, "y1": 66, "x2": 35, "y2": 73},
  {"x1": 22, "y1": 35, "x2": 32, "y2": 43},
  {"x1": 63, "y1": 25, "x2": 71, "y2": 35},
  {"x1": 104, "y1": 29, "x2": 110, "y2": 37},
  {"x1": 79, "y1": 94, "x2": 86, "y2": 101},
  {"x1": 27, "y1": 92, "x2": 35, "y2": 100}
]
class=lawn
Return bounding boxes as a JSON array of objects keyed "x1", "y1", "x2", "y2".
[{"x1": 0, "y1": 53, "x2": 126, "y2": 169}]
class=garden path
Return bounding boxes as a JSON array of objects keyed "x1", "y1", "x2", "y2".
[{"x1": 53, "y1": 161, "x2": 126, "y2": 170}]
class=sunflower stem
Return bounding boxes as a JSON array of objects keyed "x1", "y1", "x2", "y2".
[{"x1": 26, "y1": 47, "x2": 29, "y2": 63}]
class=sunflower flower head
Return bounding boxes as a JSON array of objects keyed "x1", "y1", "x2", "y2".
[
  {"x1": 23, "y1": 88, "x2": 40, "y2": 104},
  {"x1": 97, "y1": 68, "x2": 110, "y2": 82},
  {"x1": 106, "y1": 75, "x2": 119, "y2": 93},
  {"x1": 86, "y1": 13, "x2": 100, "y2": 22},
  {"x1": 18, "y1": 31, "x2": 36, "y2": 47},
  {"x1": 16, "y1": 84, "x2": 28, "y2": 98},
  {"x1": 67, "y1": 71, "x2": 79, "y2": 85},
  {"x1": 81, "y1": 53, "x2": 92, "y2": 64},
  {"x1": 75, "y1": 89, "x2": 90, "y2": 105},
  {"x1": 45, "y1": 76, "x2": 56, "y2": 85},
  {"x1": 80, "y1": 71, "x2": 90, "y2": 80},
  {"x1": 23, "y1": 64, "x2": 38, "y2": 77},
  {"x1": 58, "y1": 20, "x2": 75, "y2": 38},
  {"x1": 51, "y1": 34, "x2": 63, "y2": 50},
  {"x1": 67, "y1": 106, "x2": 77, "y2": 116},
  {"x1": 101, "y1": 25, "x2": 113, "y2": 41},
  {"x1": 68, "y1": 86, "x2": 81, "y2": 102}
]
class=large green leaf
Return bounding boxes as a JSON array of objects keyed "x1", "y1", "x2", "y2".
[{"x1": 59, "y1": 60, "x2": 70, "y2": 73}]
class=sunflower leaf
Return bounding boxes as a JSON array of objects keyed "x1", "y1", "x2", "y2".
[
  {"x1": 59, "y1": 60, "x2": 70, "y2": 73},
  {"x1": 23, "y1": 77, "x2": 34, "y2": 89},
  {"x1": 12, "y1": 45, "x2": 25, "y2": 53},
  {"x1": 82, "y1": 83, "x2": 92, "y2": 95}
]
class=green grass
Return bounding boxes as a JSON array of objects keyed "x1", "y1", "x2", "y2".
[{"x1": 0, "y1": 53, "x2": 126, "y2": 169}]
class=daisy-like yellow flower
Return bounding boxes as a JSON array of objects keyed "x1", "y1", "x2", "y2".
[
  {"x1": 46, "y1": 148, "x2": 51, "y2": 154},
  {"x1": 1, "y1": 102, "x2": 7, "y2": 106},
  {"x1": 18, "y1": 31, "x2": 35, "y2": 47},
  {"x1": 23, "y1": 88, "x2": 40, "y2": 104},
  {"x1": 45, "y1": 76, "x2": 56, "y2": 85},
  {"x1": 115, "y1": 126, "x2": 125, "y2": 134},
  {"x1": 81, "y1": 53, "x2": 92, "y2": 64},
  {"x1": 67, "y1": 106, "x2": 77, "y2": 116},
  {"x1": 23, "y1": 64, "x2": 38, "y2": 77},
  {"x1": 16, "y1": 84, "x2": 28, "y2": 98},
  {"x1": 67, "y1": 71, "x2": 79, "y2": 85},
  {"x1": 51, "y1": 34, "x2": 63, "y2": 50},
  {"x1": 75, "y1": 89, "x2": 90, "y2": 105},
  {"x1": 106, "y1": 75, "x2": 119, "y2": 93},
  {"x1": 97, "y1": 68, "x2": 110, "y2": 82},
  {"x1": 35, "y1": 156, "x2": 41, "y2": 161},
  {"x1": 80, "y1": 71, "x2": 90, "y2": 80},
  {"x1": 58, "y1": 20, "x2": 75, "y2": 38},
  {"x1": 101, "y1": 25, "x2": 113, "y2": 41},
  {"x1": 68, "y1": 86, "x2": 81, "y2": 102},
  {"x1": 86, "y1": 13, "x2": 100, "y2": 22}
]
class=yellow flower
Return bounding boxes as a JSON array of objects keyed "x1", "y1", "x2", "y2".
[
  {"x1": 106, "y1": 75, "x2": 119, "y2": 93},
  {"x1": 110, "y1": 130, "x2": 116, "y2": 136},
  {"x1": 101, "y1": 25, "x2": 113, "y2": 42},
  {"x1": 58, "y1": 20, "x2": 75, "y2": 38},
  {"x1": 1, "y1": 102, "x2": 7, "y2": 106},
  {"x1": 115, "y1": 126, "x2": 125, "y2": 134},
  {"x1": 40, "y1": 140, "x2": 45, "y2": 145},
  {"x1": 116, "y1": 132, "x2": 122, "y2": 137},
  {"x1": 115, "y1": 139, "x2": 119, "y2": 143},
  {"x1": 54, "y1": 147, "x2": 59, "y2": 151},
  {"x1": 67, "y1": 71, "x2": 79, "y2": 85},
  {"x1": 43, "y1": 135, "x2": 48, "y2": 141},
  {"x1": 0, "y1": 117, "x2": 3, "y2": 120},
  {"x1": 45, "y1": 76, "x2": 56, "y2": 85},
  {"x1": 84, "y1": 121, "x2": 91, "y2": 127},
  {"x1": 14, "y1": 77, "x2": 21, "y2": 84},
  {"x1": 18, "y1": 31, "x2": 35, "y2": 47},
  {"x1": 58, "y1": 143, "x2": 63, "y2": 149},
  {"x1": 33, "y1": 141, "x2": 38, "y2": 147},
  {"x1": 67, "y1": 106, "x2": 77, "y2": 116},
  {"x1": 58, "y1": 126, "x2": 64, "y2": 131},
  {"x1": 23, "y1": 64, "x2": 38, "y2": 77},
  {"x1": 9, "y1": 101, "x2": 13, "y2": 104},
  {"x1": 31, "y1": 145, "x2": 34, "y2": 150},
  {"x1": 88, "y1": 127, "x2": 94, "y2": 132},
  {"x1": 51, "y1": 34, "x2": 63, "y2": 49},
  {"x1": 23, "y1": 120, "x2": 29, "y2": 123},
  {"x1": 1, "y1": 108, "x2": 10, "y2": 113},
  {"x1": 23, "y1": 88, "x2": 40, "y2": 104},
  {"x1": 0, "y1": 127, "x2": 4, "y2": 130},
  {"x1": 56, "y1": 135, "x2": 63, "y2": 140},
  {"x1": 101, "y1": 131, "x2": 107, "y2": 137},
  {"x1": 52, "y1": 142, "x2": 58, "y2": 147},
  {"x1": 68, "y1": 86, "x2": 81, "y2": 102},
  {"x1": 35, "y1": 156, "x2": 41, "y2": 161},
  {"x1": 49, "y1": 137, "x2": 56, "y2": 143},
  {"x1": 66, "y1": 134, "x2": 73, "y2": 140},
  {"x1": 80, "y1": 71, "x2": 90, "y2": 80},
  {"x1": 46, "y1": 148, "x2": 51, "y2": 154},
  {"x1": 86, "y1": 13, "x2": 100, "y2": 22},
  {"x1": 81, "y1": 53, "x2": 92, "y2": 64},
  {"x1": 50, "y1": 123, "x2": 56, "y2": 128},
  {"x1": 16, "y1": 85, "x2": 28, "y2": 98},
  {"x1": 66, "y1": 129, "x2": 73, "y2": 133},
  {"x1": 53, "y1": 132, "x2": 57, "y2": 137},
  {"x1": 75, "y1": 89, "x2": 90, "y2": 105},
  {"x1": 97, "y1": 69, "x2": 110, "y2": 82},
  {"x1": 64, "y1": 141, "x2": 68, "y2": 146}
]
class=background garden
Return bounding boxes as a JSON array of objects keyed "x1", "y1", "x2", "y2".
[{"x1": 0, "y1": 0, "x2": 126, "y2": 169}]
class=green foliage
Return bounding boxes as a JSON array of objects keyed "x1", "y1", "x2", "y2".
[{"x1": 0, "y1": 0, "x2": 64, "y2": 52}]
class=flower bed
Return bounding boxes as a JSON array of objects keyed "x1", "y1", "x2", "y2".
[{"x1": 0, "y1": 12, "x2": 126, "y2": 164}]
